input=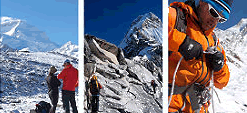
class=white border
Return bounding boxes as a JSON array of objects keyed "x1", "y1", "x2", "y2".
[
  {"x1": 80, "y1": 0, "x2": 167, "y2": 112},
  {"x1": 163, "y1": 0, "x2": 168, "y2": 113},
  {"x1": 78, "y1": 0, "x2": 84, "y2": 112}
]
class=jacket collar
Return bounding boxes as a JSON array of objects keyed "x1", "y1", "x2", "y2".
[{"x1": 65, "y1": 64, "x2": 73, "y2": 69}]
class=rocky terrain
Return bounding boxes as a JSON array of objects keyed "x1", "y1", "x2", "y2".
[{"x1": 84, "y1": 34, "x2": 162, "y2": 113}]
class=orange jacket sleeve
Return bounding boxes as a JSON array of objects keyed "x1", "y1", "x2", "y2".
[
  {"x1": 213, "y1": 40, "x2": 230, "y2": 89},
  {"x1": 168, "y1": 7, "x2": 187, "y2": 52}
]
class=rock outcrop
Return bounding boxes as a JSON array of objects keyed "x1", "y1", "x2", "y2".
[{"x1": 84, "y1": 34, "x2": 162, "y2": 113}]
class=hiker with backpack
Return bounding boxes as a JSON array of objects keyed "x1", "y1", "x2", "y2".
[
  {"x1": 168, "y1": 0, "x2": 232, "y2": 112},
  {"x1": 89, "y1": 75, "x2": 102, "y2": 113},
  {"x1": 46, "y1": 66, "x2": 61, "y2": 113},
  {"x1": 151, "y1": 80, "x2": 157, "y2": 94},
  {"x1": 58, "y1": 59, "x2": 78, "y2": 113}
]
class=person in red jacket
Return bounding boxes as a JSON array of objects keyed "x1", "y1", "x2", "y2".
[{"x1": 58, "y1": 59, "x2": 78, "y2": 113}]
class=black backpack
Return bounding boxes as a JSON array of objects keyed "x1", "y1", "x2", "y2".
[
  {"x1": 90, "y1": 80, "x2": 100, "y2": 95},
  {"x1": 35, "y1": 101, "x2": 51, "y2": 113}
]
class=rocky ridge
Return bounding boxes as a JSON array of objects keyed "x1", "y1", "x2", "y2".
[{"x1": 84, "y1": 33, "x2": 162, "y2": 113}]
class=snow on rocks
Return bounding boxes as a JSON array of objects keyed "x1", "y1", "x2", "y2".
[{"x1": 84, "y1": 33, "x2": 162, "y2": 112}]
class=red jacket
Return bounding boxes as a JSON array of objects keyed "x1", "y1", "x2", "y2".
[{"x1": 58, "y1": 64, "x2": 78, "y2": 91}]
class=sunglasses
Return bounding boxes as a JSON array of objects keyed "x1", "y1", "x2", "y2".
[{"x1": 208, "y1": 3, "x2": 227, "y2": 23}]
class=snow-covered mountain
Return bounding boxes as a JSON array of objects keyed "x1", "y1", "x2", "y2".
[
  {"x1": 1, "y1": 17, "x2": 59, "y2": 52},
  {"x1": 0, "y1": 17, "x2": 79, "y2": 112},
  {"x1": 208, "y1": 19, "x2": 247, "y2": 112},
  {"x1": 215, "y1": 18, "x2": 247, "y2": 53},
  {"x1": 119, "y1": 12, "x2": 162, "y2": 68},
  {"x1": 52, "y1": 41, "x2": 78, "y2": 58}
]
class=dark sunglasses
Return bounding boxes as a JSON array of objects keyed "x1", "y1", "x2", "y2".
[{"x1": 208, "y1": 4, "x2": 227, "y2": 23}]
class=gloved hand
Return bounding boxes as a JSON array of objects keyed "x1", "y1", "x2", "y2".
[
  {"x1": 205, "y1": 50, "x2": 224, "y2": 72},
  {"x1": 178, "y1": 36, "x2": 203, "y2": 61}
]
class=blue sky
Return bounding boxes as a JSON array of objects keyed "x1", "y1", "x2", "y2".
[
  {"x1": 1, "y1": 0, "x2": 78, "y2": 46},
  {"x1": 85, "y1": 0, "x2": 162, "y2": 45},
  {"x1": 168, "y1": 0, "x2": 245, "y2": 30}
]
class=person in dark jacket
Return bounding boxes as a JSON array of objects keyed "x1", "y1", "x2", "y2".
[
  {"x1": 89, "y1": 75, "x2": 102, "y2": 113},
  {"x1": 46, "y1": 66, "x2": 61, "y2": 113}
]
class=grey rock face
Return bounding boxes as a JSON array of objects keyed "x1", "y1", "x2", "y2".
[
  {"x1": 85, "y1": 34, "x2": 126, "y2": 65},
  {"x1": 84, "y1": 34, "x2": 162, "y2": 112}
]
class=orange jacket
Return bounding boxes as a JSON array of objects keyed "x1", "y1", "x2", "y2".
[
  {"x1": 168, "y1": 2, "x2": 230, "y2": 112},
  {"x1": 58, "y1": 64, "x2": 79, "y2": 91}
]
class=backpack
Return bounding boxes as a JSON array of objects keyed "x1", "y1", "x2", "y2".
[
  {"x1": 35, "y1": 101, "x2": 51, "y2": 113},
  {"x1": 90, "y1": 80, "x2": 100, "y2": 95}
]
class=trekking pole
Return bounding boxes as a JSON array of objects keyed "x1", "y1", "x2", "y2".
[
  {"x1": 210, "y1": 70, "x2": 215, "y2": 113},
  {"x1": 203, "y1": 47, "x2": 217, "y2": 113},
  {"x1": 214, "y1": 88, "x2": 221, "y2": 103},
  {"x1": 168, "y1": 56, "x2": 183, "y2": 107}
]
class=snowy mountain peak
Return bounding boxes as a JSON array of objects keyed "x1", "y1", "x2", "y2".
[
  {"x1": 0, "y1": 16, "x2": 59, "y2": 52},
  {"x1": 53, "y1": 41, "x2": 78, "y2": 58},
  {"x1": 1, "y1": 17, "x2": 20, "y2": 24},
  {"x1": 1, "y1": 16, "x2": 21, "y2": 35},
  {"x1": 119, "y1": 12, "x2": 162, "y2": 48},
  {"x1": 227, "y1": 18, "x2": 247, "y2": 33},
  {"x1": 130, "y1": 12, "x2": 161, "y2": 28},
  {"x1": 118, "y1": 12, "x2": 162, "y2": 67},
  {"x1": 63, "y1": 41, "x2": 73, "y2": 47},
  {"x1": 215, "y1": 18, "x2": 247, "y2": 53}
]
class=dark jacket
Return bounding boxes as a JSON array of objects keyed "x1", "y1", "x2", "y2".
[
  {"x1": 89, "y1": 80, "x2": 102, "y2": 96},
  {"x1": 46, "y1": 73, "x2": 61, "y2": 94}
]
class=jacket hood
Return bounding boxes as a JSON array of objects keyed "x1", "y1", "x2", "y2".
[{"x1": 65, "y1": 64, "x2": 73, "y2": 69}]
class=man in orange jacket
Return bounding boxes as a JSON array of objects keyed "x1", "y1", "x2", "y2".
[
  {"x1": 58, "y1": 59, "x2": 78, "y2": 113},
  {"x1": 168, "y1": 0, "x2": 232, "y2": 112}
]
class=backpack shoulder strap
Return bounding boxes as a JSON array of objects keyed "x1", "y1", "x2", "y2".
[
  {"x1": 96, "y1": 80, "x2": 99, "y2": 88},
  {"x1": 169, "y1": 6, "x2": 188, "y2": 56},
  {"x1": 171, "y1": 6, "x2": 187, "y2": 33},
  {"x1": 212, "y1": 32, "x2": 218, "y2": 46}
]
